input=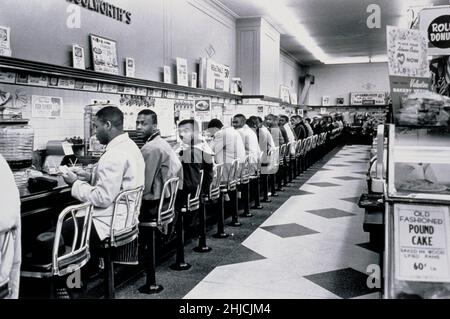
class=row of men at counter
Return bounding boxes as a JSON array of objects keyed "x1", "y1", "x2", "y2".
[{"x1": 0, "y1": 106, "x2": 344, "y2": 298}]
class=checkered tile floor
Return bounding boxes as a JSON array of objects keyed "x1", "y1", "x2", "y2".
[{"x1": 184, "y1": 145, "x2": 381, "y2": 299}]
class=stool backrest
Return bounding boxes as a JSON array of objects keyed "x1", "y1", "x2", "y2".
[
  {"x1": 158, "y1": 177, "x2": 179, "y2": 225},
  {"x1": 239, "y1": 155, "x2": 251, "y2": 184},
  {"x1": 109, "y1": 186, "x2": 144, "y2": 247},
  {"x1": 0, "y1": 227, "x2": 15, "y2": 296},
  {"x1": 52, "y1": 202, "x2": 93, "y2": 276},
  {"x1": 279, "y1": 144, "x2": 286, "y2": 165},
  {"x1": 295, "y1": 139, "x2": 303, "y2": 157},
  {"x1": 285, "y1": 142, "x2": 292, "y2": 161},
  {"x1": 257, "y1": 151, "x2": 264, "y2": 175},
  {"x1": 225, "y1": 158, "x2": 240, "y2": 191},
  {"x1": 186, "y1": 170, "x2": 204, "y2": 212},
  {"x1": 209, "y1": 164, "x2": 223, "y2": 201}
]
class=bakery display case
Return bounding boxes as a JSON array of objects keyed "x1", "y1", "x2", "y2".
[{"x1": 384, "y1": 121, "x2": 450, "y2": 299}]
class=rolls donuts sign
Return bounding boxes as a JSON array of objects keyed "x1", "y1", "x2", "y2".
[{"x1": 420, "y1": 7, "x2": 450, "y2": 55}]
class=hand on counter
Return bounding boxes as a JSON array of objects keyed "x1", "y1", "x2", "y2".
[{"x1": 61, "y1": 170, "x2": 78, "y2": 186}]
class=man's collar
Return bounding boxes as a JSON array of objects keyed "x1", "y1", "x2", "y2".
[
  {"x1": 105, "y1": 133, "x2": 128, "y2": 152},
  {"x1": 146, "y1": 130, "x2": 161, "y2": 143}
]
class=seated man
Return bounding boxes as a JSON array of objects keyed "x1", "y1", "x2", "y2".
[
  {"x1": 206, "y1": 119, "x2": 245, "y2": 183},
  {"x1": 279, "y1": 115, "x2": 296, "y2": 155},
  {"x1": 136, "y1": 109, "x2": 182, "y2": 223},
  {"x1": 291, "y1": 115, "x2": 307, "y2": 140},
  {"x1": 0, "y1": 154, "x2": 21, "y2": 299},
  {"x1": 265, "y1": 114, "x2": 285, "y2": 147},
  {"x1": 176, "y1": 119, "x2": 214, "y2": 207},
  {"x1": 232, "y1": 114, "x2": 261, "y2": 175}
]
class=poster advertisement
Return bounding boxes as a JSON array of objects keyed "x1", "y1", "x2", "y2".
[
  {"x1": 280, "y1": 86, "x2": 290, "y2": 103},
  {"x1": 0, "y1": 25, "x2": 11, "y2": 57},
  {"x1": 394, "y1": 204, "x2": 450, "y2": 283},
  {"x1": 190, "y1": 72, "x2": 197, "y2": 88},
  {"x1": 0, "y1": 70, "x2": 16, "y2": 83},
  {"x1": 32, "y1": 95, "x2": 63, "y2": 118},
  {"x1": 194, "y1": 98, "x2": 212, "y2": 122},
  {"x1": 125, "y1": 57, "x2": 135, "y2": 77},
  {"x1": 386, "y1": 26, "x2": 431, "y2": 125},
  {"x1": 419, "y1": 6, "x2": 450, "y2": 56},
  {"x1": 99, "y1": 83, "x2": 118, "y2": 93},
  {"x1": 57, "y1": 77, "x2": 75, "y2": 89},
  {"x1": 176, "y1": 57, "x2": 188, "y2": 86},
  {"x1": 27, "y1": 74, "x2": 48, "y2": 87},
  {"x1": 231, "y1": 78, "x2": 243, "y2": 95},
  {"x1": 350, "y1": 92, "x2": 386, "y2": 105},
  {"x1": 72, "y1": 44, "x2": 86, "y2": 70},
  {"x1": 206, "y1": 59, "x2": 230, "y2": 92},
  {"x1": 153, "y1": 98, "x2": 175, "y2": 137},
  {"x1": 322, "y1": 96, "x2": 330, "y2": 106},
  {"x1": 163, "y1": 66, "x2": 171, "y2": 84},
  {"x1": 90, "y1": 34, "x2": 119, "y2": 75},
  {"x1": 211, "y1": 103, "x2": 224, "y2": 121}
]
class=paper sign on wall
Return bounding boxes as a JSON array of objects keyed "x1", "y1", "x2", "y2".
[
  {"x1": 0, "y1": 26, "x2": 11, "y2": 57},
  {"x1": 419, "y1": 6, "x2": 450, "y2": 56},
  {"x1": 394, "y1": 204, "x2": 450, "y2": 283},
  {"x1": 32, "y1": 95, "x2": 63, "y2": 118},
  {"x1": 206, "y1": 59, "x2": 230, "y2": 92},
  {"x1": 153, "y1": 98, "x2": 175, "y2": 137}
]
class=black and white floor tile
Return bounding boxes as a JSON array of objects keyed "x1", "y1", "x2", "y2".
[{"x1": 184, "y1": 145, "x2": 381, "y2": 299}]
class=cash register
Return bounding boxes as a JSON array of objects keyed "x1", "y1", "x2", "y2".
[{"x1": 42, "y1": 140, "x2": 77, "y2": 175}]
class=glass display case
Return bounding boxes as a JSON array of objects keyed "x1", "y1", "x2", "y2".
[{"x1": 384, "y1": 123, "x2": 450, "y2": 299}]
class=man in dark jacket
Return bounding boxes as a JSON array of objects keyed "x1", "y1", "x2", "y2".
[
  {"x1": 176, "y1": 119, "x2": 214, "y2": 206},
  {"x1": 290, "y1": 115, "x2": 307, "y2": 140}
]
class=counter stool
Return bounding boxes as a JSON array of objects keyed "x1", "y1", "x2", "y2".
[
  {"x1": 170, "y1": 170, "x2": 204, "y2": 271},
  {"x1": 208, "y1": 164, "x2": 228, "y2": 239},
  {"x1": 267, "y1": 146, "x2": 280, "y2": 197},
  {"x1": 250, "y1": 151, "x2": 264, "y2": 210},
  {"x1": 239, "y1": 155, "x2": 252, "y2": 218},
  {"x1": 194, "y1": 170, "x2": 213, "y2": 253},
  {"x1": 277, "y1": 144, "x2": 287, "y2": 191},
  {"x1": 1, "y1": 227, "x2": 18, "y2": 299},
  {"x1": 99, "y1": 186, "x2": 143, "y2": 299},
  {"x1": 21, "y1": 202, "x2": 93, "y2": 299},
  {"x1": 304, "y1": 136, "x2": 312, "y2": 170},
  {"x1": 138, "y1": 178, "x2": 179, "y2": 294},
  {"x1": 221, "y1": 159, "x2": 241, "y2": 227},
  {"x1": 284, "y1": 142, "x2": 293, "y2": 185},
  {"x1": 294, "y1": 139, "x2": 303, "y2": 179}
]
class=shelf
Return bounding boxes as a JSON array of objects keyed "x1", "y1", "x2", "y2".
[
  {"x1": 241, "y1": 95, "x2": 282, "y2": 103},
  {"x1": 0, "y1": 56, "x2": 241, "y2": 100}
]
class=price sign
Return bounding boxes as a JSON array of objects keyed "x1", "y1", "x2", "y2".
[{"x1": 394, "y1": 204, "x2": 450, "y2": 282}]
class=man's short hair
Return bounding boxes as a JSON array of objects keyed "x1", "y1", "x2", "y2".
[
  {"x1": 246, "y1": 117, "x2": 257, "y2": 128},
  {"x1": 266, "y1": 114, "x2": 278, "y2": 120},
  {"x1": 178, "y1": 119, "x2": 199, "y2": 131},
  {"x1": 96, "y1": 106, "x2": 124, "y2": 129},
  {"x1": 208, "y1": 119, "x2": 223, "y2": 129},
  {"x1": 233, "y1": 114, "x2": 246, "y2": 122},
  {"x1": 280, "y1": 115, "x2": 289, "y2": 122},
  {"x1": 138, "y1": 109, "x2": 158, "y2": 124}
]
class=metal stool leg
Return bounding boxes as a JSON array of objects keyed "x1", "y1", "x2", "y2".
[
  {"x1": 139, "y1": 227, "x2": 164, "y2": 294},
  {"x1": 104, "y1": 248, "x2": 115, "y2": 299},
  {"x1": 251, "y1": 177, "x2": 263, "y2": 209},
  {"x1": 193, "y1": 200, "x2": 212, "y2": 253},
  {"x1": 270, "y1": 173, "x2": 278, "y2": 196},
  {"x1": 261, "y1": 174, "x2": 271, "y2": 203},
  {"x1": 241, "y1": 183, "x2": 253, "y2": 217},
  {"x1": 170, "y1": 212, "x2": 191, "y2": 271},
  {"x1": 229, "y1": 189, "x2": 241, "y2": 227},
  {"x1": 277, "y1": 166, "x2": 284, "y2": 191},
  {"x1": 213, "y1": 193, "x2": 229, "y2": 238}
]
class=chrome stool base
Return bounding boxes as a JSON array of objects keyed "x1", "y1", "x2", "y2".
[
  {"x1": 170, "y1": 262, "x2": 192, "y2": 271},
  {"x1": 138, "y1": 284, "x2": 164, "y2": 294},
  {"x1": 193, "y1": 246, "x2": 212, "y2": 253},
  {"x1": 213, "y1": 232, "x2": 229, "y2": 239}
]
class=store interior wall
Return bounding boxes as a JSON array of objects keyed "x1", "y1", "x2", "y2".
[
  {"x1": 279, "y1": 51, "x2": 304, "y2": 103},
  {"x1": 0, "y1": 0, "x2": 237, "y2": 81},
  {"x1": 307, "y1": 62, "x2": 390, "y2": 106}
]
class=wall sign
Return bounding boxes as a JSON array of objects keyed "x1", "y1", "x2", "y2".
[
  {"x1": 66, "y1": 0, "x2": 132, "y2": 24},
  {"x1": 350, "y1": 92, "x2": 386, "y2": 106},
  {"x1": 0, "y1": 25, "x2": 11, "y2": 57},
  {"x1": 420, "y1": 6, "x2": 450, "y2": 55},
  {"x1": 206, "y1": 59, "x2": 230, "y2": 92},
  {"x1": 90, "y1": 34, "x2": 119, "y2": 75},
  {"x1": 394, "y1": 204, "x2": 450, "y2": 283},
  {"x1": 32, "y1": 95, "x2": 63, "y2": 118}
]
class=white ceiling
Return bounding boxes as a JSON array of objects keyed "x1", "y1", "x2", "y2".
[{"x1": 218, "y1": 0, "x2": 450, "y2": 65}]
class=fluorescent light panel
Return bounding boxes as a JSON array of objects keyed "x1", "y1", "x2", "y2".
[{"x1": 249, "y1": 0, "x2": 432, "y2": 65}]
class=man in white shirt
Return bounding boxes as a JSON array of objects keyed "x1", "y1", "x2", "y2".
[
  {"x1": 0, "y1": 154, "x2": 21, "y2": 299},
  {"x1": 206, "y1": 119, "x2": 245, "y2": 182},
  {"x1": 232, "y1": 114, "x2": 261, "y2": 175},
  {"x1": 279, "y1": 115, "x2": 296, "y2": 156}
]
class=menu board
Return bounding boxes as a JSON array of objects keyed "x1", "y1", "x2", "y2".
[
  {"x1": 350, "y1": 92, "x2": 386, "y2": 106},
  {"x1": 194, "y1": 98, "x2": 212, "y2": 123},
  {"x1": 176, "y1": 57, "x2": 188, "y2": 86},
  {"x1": 90, "y1": 34, "x2": 119, "y2": 75},
  {"x1": 394, "y1": 204, "x2": 450, "y2": 283},
  {"x1": 206, "y1": 59, "x2": 230, "y2": 92}
]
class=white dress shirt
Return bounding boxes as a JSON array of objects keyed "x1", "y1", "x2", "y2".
[
  {"x1": 236, "y1": 124, "x2": 261, "y2": 174},
  {"x1": 0, "y1": 154, "x2": 21, "y2": 299},
  {"x1": 212, "y1": 127, "x2": 245, "y2": 181},
  {"x1": 284, "y1": 123, "x2": 296, "y2": 155},
  {"x1": 71, "y1": 133, "x2": 145, "y2": 241}
]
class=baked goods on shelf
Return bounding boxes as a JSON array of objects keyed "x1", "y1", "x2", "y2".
[{"x1": 397, "y1": 91, "x2": 450, "y2": 126}]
